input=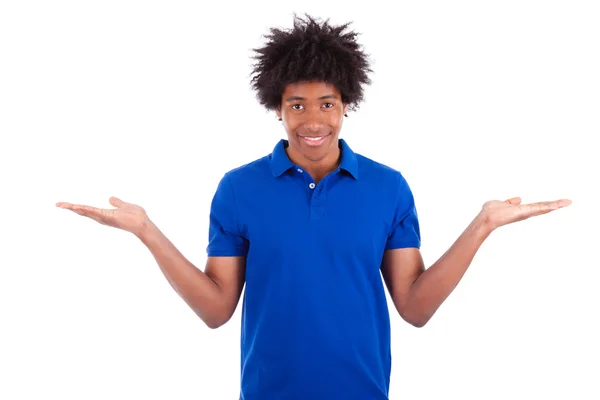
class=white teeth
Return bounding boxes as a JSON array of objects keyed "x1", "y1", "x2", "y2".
[{"x1": 305, "y1": 137, "x2": 323, "y2": 141}]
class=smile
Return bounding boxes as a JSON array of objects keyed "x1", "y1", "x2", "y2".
[{"x1": 300, "y1": 134, "x2": 329, "y2": 147}]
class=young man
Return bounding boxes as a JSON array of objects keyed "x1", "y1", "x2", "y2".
[{"x1": 56, "y1": 14, "x2": 571, "y2": 400}]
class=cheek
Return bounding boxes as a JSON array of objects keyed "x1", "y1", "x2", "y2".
[
  {"x1": 286, "y1": 123, "x2": 300, "y2": 135},
  {"x1": 285, "y1": 126, "x2": 299, "y2": 141}
]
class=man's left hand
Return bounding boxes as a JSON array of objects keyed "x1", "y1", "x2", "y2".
[{"x1": 479, "y1": 197, "x2": 572, "y2": 231}]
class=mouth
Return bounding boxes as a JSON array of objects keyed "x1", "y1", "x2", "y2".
[{"x1": 299, "y1": 133, "x2": 330, "y2": 147}]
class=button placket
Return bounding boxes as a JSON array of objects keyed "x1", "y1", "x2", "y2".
[{"x1": 310, "y1": 188, "x2": 325, "y2": 218}]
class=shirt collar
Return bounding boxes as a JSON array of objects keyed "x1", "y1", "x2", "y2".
[{"x1": 269, "y1": 138, "x2": 359, "y2": 180}]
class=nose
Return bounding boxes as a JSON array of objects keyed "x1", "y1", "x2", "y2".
[
  {"x1": 303, "y1": 122, "x2": 325, "y2": 133},
  {"x1": 301, "y1": 107, "x2": 327, "y2": 132}
]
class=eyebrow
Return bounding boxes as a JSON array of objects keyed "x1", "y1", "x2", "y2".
[{"x1": 285, "y1": 94, "x2": 338, "y2": 102}]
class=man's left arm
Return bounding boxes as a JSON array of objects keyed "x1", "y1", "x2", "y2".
[{"x1": 381, "y1": 197, "x2": 571, "y2": 328}]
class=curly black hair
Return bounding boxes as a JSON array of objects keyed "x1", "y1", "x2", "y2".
[{"x1": 249, "y1": 13, "x2": 373, "y2": 113}]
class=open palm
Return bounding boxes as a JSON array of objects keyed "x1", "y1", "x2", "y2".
[
  {"x1": 56, "y1": 196, "x2": 150, "y2": 236},
  {"x1": 481, "y1": 197, "x2": 571, "y2": 231}
]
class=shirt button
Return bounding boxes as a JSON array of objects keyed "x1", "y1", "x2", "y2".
[
  {"x1": 309, "y1": 183, "x2": 316, "y2": 189},
  {"x1": 297, "y1": 168, "x2": 303, "y2": 173}
]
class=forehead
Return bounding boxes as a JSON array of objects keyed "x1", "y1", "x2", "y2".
[{"x1": 282, "y1": 81, "x2": 341, "y2": 99}]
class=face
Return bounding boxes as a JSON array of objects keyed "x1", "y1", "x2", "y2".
[{"x1": 276, "y1": 81, "x2": 348, "y2": 165}]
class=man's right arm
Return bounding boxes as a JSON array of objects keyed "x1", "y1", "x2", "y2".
[{"x1": 138, "y1": 220, "x2": 246, "y2": 329}]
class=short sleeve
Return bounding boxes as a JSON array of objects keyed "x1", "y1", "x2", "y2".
[
  {"x1": 206, "y1": 173, "x2": 249, "y2": 257},
  {"x1": 385, "y1": 174, "x2": 421, "y2": 250}
]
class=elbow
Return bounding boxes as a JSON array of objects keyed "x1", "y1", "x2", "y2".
[
  {"x1": 202, "y1": 311, "x2": 233, "y2": 330},
  {"x1": 401, "y1": 309, "x2": 430, "y2": 328},
  {"x1": 190, "y1": 297, "x2": 234, "y2": 329},
  {"x1": 397, "y1": 300, "x2": 435, "y2": 328},
  {"x1": 204, "y1": 318, "x2": 228, "y2": 330},
  {"x1": 408, "y1": 318, "x2": 428, "y2": 328},
  {"x1": 206, "y1": 321, "x2": 224, "y2": 329}
]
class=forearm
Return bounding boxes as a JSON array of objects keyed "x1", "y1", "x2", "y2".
[
  {"x1": 137, "y1": 221, "x2": 223, "y2": 327},
  {"x1": 406, "y1": 213, "x2": 492, "y2": 326}
]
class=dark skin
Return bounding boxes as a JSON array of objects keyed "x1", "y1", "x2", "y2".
[
  {"x1": 275, "y1": 80, "x2": 349, "y2": 184},
  {"x1": 56, "y1": 80, "x2": 571, "y2": 328}
]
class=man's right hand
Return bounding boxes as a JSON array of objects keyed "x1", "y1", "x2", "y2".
[
  {"x1": 56, "y1": 196, "x2": 151, "y2": 237},
  {"x1": 56, "y1": 195, "x2": 246, "y2": 329}
]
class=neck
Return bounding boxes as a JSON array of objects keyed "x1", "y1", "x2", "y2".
[{"x1": 285, "y1": 144, "x2": 341, "y2": 184}]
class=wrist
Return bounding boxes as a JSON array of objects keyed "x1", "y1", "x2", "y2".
[
  {"x1": 136, "y1": 218, "x2": 159, "y2": 244},
  {"x1": 472, "y1": 211, "x2": 494, "y2": 239}
]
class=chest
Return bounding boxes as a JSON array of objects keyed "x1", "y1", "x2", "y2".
[{"x1": 238, "y1": 176, "x2": 394, "y2": 264}]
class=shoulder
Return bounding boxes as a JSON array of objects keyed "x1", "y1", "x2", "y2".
[
  {"x1": 211, "y1": 155, "x2": 271, "y2": 211},
  {"x1": 355, "y1": 152, "x2": 411, "y2": 189},
  {"x1": 220, "y1": 154, "x2": 272, "y2": 184},
  {"x1": 354, "y1": 153, "x2": 418, "y2": 221}
]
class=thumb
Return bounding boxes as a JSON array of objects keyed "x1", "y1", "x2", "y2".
[
  {"x1": 505, "y1": 196, "x2": 522, "y2": 205},
  {"x1": 109, "y1": 196, "x2": 125, "y2": 207}
]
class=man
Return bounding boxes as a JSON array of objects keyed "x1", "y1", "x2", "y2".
[{"x1": 56, "y1": 14, "x2": 571, "y2": 400}]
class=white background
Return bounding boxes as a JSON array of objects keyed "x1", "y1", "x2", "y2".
[{"x1": 1, "y1": 1, "x2": 598, "y2": 399}]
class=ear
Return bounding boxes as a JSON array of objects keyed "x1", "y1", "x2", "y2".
[
  {"x1": 275, "y1": 107, "x2": 282, "y2": 119},
  {"x1": 343, "y1": 103, "x2": 348, "y2": 115}
]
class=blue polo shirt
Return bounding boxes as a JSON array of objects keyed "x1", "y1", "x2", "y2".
[{"x1": 207, "y1": 139, "x2": 421, "y2": 400}]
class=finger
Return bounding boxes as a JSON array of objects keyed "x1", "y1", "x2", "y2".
[
  {"x1": 57, "y1": 202, "x2": 110, "y2": 224},
  {"x1": 57, "y1": 202, "x2": 86, "y2": 211},
  {"x1": 525, "y1": 202, "x2": 555, "y2": 215},
  {"x1": 505, "y1": 197, "x2": 522, "y2": 205},
  {"x1": 74, "y1": 206, "x2": 111, "y2": 225},
  {"x1": 109, "y1": 196, "x2": 126, "y2": 208},
  {"x1": 556, "y1": 199, "x2": 572, "y2": 207},
  {"x1": 57, "y1": 202, "x2": 94, "y2": 211},
  {"x1": 62, "y1": 204, "x2": 98, "y2": 218},
  {"x1": 521, "y1": 199, "x2": 571, "y2": 216},
  {"x1": 73, "y1": 207, "x2": 104, "y2": 223},
  {"x1": 73, "y1": 204, "x2": 102, "y2": 213},
  {"x1": 69, "y1": 204, "x2": 108, "y2": 219}
]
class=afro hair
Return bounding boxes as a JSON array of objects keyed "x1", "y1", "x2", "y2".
[{"x1": 249, "y1": 13, "x2": 373, "y2": 113}]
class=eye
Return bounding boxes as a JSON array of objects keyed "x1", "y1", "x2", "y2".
[{"x1": 290, "y1": 103, "x2": 335, "y2": 111}]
